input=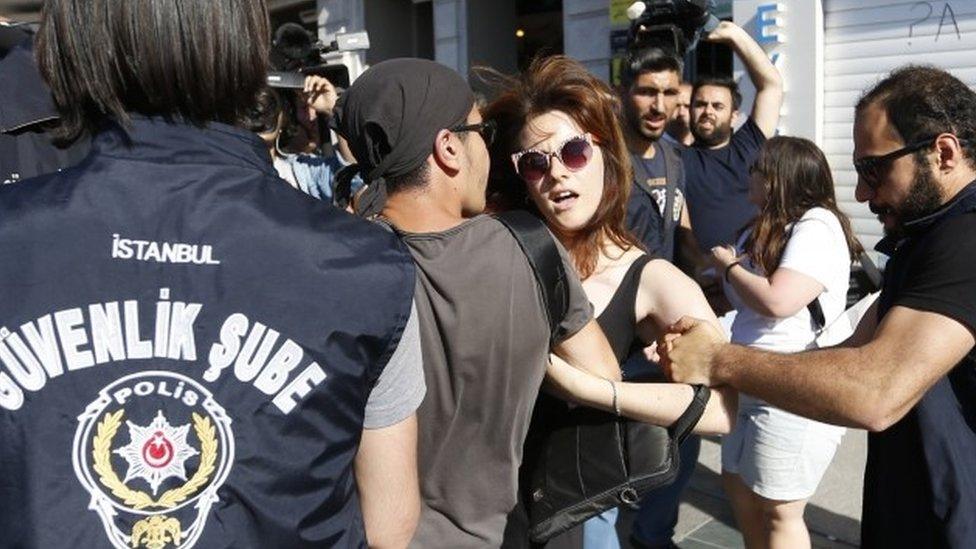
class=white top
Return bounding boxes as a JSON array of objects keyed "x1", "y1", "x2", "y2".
[
  {"x1": 272, "y1": 155, "x2": 299, "y2": 188},
  {"x1": 726, "y1": 207, "x2": 852, "y2": 353}
]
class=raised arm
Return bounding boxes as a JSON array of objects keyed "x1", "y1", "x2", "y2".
[{"x1": 704, "y1": 21, "x2": 783, "y2": 137}]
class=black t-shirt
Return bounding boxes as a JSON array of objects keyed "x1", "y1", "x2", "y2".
[
  {"x1": 682, "y1": 117, "x2": 764, "y2": 250},
  {"x1": 865, "y1": 182, "x2": 976, "y2": 548},
  {"x1": 625, "y1": 141, "x2": 685, "y2": 262}
]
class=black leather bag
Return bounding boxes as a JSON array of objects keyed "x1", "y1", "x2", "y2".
[
  {"x1": 520, "y1": 385, "x2": 708, "y2": 542},
  {"x1": 495, "y1": 210, "x2": 711, "y2": 544}
]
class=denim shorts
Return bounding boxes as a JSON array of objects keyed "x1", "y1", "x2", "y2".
[{"x1": 721, "y1": 396, "x2": 844, "y2": 501}]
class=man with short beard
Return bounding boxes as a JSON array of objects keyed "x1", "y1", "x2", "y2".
[
  {"x1": 662, "y1": 65, "x2": 976, "y2": 548},
  {"x1": 681, "y1": 21, "x2": 783, "y2": 254}
]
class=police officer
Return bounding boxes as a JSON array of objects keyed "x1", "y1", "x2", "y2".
[
  {"x1": 0, "y1": 1, "x2": 423, "y2": 548},
  {"x1": 0, "y1": 23, "x2": 89, "y2": 186}
]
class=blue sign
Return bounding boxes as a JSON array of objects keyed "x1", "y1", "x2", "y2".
[{"x1": 756, "y1": 3, "x2": 781, "y2": 45}]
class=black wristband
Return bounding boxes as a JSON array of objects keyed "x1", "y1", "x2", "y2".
[
  {"x1": 668, "y1": 384, "x2": 711, "y2": 444},
  {"x1": 723, "y1": 260, "x2": 741, "y2": 283}
]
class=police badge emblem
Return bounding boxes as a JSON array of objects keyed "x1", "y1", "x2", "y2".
[{"x1": 72, "y1": 371, "x2": 234, "y2": 549}]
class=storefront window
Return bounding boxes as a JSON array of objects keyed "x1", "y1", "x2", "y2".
[{"x1": 516, "y1": 0, "x2": 563, "y2": 70}]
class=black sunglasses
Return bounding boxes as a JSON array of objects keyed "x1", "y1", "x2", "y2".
[
  {"x1": 450, "y1": 119, "x2": 496, "y2": 146},
  {"x1": 852, "y1": 137, "x2": 936, "y2": 188}
]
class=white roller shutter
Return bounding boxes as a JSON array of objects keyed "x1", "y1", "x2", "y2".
[{"x1": 823, "y1": 0, "x2": 976, "y2": 251}]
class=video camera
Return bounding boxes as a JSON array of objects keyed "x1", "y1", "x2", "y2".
[
  {"x1": 626, "y1": 0, "x2": 720, "y2": 58},
  {"x1": 266, "y1": 23, "x2": 370, "y2": 91}
]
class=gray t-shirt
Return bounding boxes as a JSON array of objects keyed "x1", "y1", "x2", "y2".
[{"x1": 396, "y1": 215, "x2": 592, "y2": 548}]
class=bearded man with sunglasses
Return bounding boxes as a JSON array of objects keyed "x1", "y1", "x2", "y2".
[
  {"x1": 332, "y1": 58, "x2": 623, "y2": 548},
  {"x1": 661, "y1": 65, "x2": 976, "y2": 548}
]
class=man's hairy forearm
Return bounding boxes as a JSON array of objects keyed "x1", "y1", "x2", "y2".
[
  {"x1": 714, "y1": 344, "x2": 886, "y2": 429},
  {"x1": 727, "y1": 26, "x2": 782, "y2": 91}
]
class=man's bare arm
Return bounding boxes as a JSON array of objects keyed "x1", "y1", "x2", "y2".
[
  {"x1": 355, "y1": 415, "x2": 420, "y2": 548},
  {"x1": 837, "y1": 296, "x2": 879, "y2": 348},
  {"x1": 666, "y1": 306, "x2": 973, "y2": 430},
  {"x1": 706, "y1": 22, "x2": 783, "y2": 137}
]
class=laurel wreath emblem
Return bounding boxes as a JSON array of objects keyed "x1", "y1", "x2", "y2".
[{"x1": 91, "y1": 410, "x2": 218, "y2": 510}]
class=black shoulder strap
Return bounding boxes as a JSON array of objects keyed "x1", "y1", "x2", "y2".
[
  {"x1": 808, "y1": 299, "x2": 826, "y2": 332},
  {"x1": 660, "y1": 142, "x2": 682, "y2": 240},
  {"x1": 495, "y1": 210, "x2": 569, "y2": 347},
  {"x1": 630, "y1": 152, "x2": 654, "y2": 197}
]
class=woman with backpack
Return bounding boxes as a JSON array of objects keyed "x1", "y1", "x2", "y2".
[{"x1": 709, "y1": 136, "x2": 862, "y2": 549}]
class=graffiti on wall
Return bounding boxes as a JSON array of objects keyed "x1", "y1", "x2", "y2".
[{"x1": 908, "y1": 2, "x2": 961, "y2": 45}]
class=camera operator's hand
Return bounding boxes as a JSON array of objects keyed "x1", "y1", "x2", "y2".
[
  {"x1": 702, "y1": 20, "x2": 740, "y2": 45},
  {"x1": 303, "y1": 75, "x2": 339, "y2": 117},
  {"x1": 702, "y1": 20, "x2": 783, "y2": 139}
]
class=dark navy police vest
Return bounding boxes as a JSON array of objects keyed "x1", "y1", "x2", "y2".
[{"x1": 0, "y1": 117, "x2": 415, "y2": 549}]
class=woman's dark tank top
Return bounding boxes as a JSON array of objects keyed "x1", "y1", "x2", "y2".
[
  {"x1": 501, "y1": 253, "x2": 655, "y2": 549},
  {"x1": 596, "y1": 254, "x2": 653, "y2": 361}
]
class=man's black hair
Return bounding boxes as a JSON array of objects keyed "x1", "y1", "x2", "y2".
[
  {"x1": 239, "y1": 87, "x2": 283, "y2": 136},
  {"x1": 36, "y1": 0, "x2": 270, "y2": 140},
  {"x1": 692, "y1": 76, "x2": 742, "y2": 111},
  {"x1": 857, "y1": 65, "x2": 976, "y2": 168},
  {"x1": 620, "y1": 47, "x2": 683, "y2": 88},
  {"x1": 386, "y1": 162, "x2": 431, "y2": 195}
]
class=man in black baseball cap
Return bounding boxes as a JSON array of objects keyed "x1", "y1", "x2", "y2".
[{"x1": 333, "y1": 58, "x2": 622, "y2": 548}]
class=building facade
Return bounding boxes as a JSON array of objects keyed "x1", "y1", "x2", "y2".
[
  {"x1": 303, "y1": 0, "x2": 976, "y2": 251},
  {"x1": 10, "y1": 0, "x2": 970, "y2": 249},
  {"x1": 733, "y1": 0, "x2": 976, "y2": 251}
]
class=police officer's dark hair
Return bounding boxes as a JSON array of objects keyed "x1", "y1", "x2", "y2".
[
  {"x1": 620, "y1": 48, "x2": 683, "y2": 88},
  {"x1": 856, "y1": 65, "x2": 976, "y2": 168},
  {"x1": 36, "y1": 0, "x2": 270, "y2": 140},
  {"x1": 692, "y1": 76, "x2": 742, "y2": 111}
]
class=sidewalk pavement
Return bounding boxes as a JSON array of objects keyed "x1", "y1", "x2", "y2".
[{"x1": 617, "y1": 430, "x2": 867, "y2": 548}]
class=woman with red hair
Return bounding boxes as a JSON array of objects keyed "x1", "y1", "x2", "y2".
[{"x1": 486, "y1": 56, "x2": 732, "y2": 548}]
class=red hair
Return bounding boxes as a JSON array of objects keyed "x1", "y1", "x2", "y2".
[{"x1": 481, "y1": 55, "x2": 639, "y2": 279}]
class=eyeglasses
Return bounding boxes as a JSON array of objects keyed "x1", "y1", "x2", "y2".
[
  {"x1": 511, "y1": 134, "x2": 593, "y2": 184},
  {"x1": 450, "y1": 119, "x2": 496, "y2": 146},
  {"x1": 852, "y1": 137, "x2": 936, "y2": 188}
]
